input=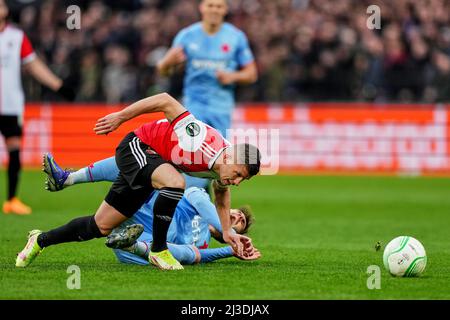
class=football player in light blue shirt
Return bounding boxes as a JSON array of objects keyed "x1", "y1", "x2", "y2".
[
  {"x1": 157, "y1": 0, "x2": 257, "y2": 188},
  {"x1": 158, "y1": 0, "x2": 257, "y2": 136},
  {"x1": 43, "y1": 154, "x2": 260, "y2": 265},
  {"x1": 111, "y1": 187, "x2": 257, "y2": 266}
]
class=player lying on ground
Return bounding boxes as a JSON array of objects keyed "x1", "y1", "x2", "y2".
[
  {"x1": 42, "y1": 154, "x2": 260, "y2": 265},
  {"x1": 16, "y1": 92, "x2": 261, "y2": 270},
  {"x1": 109, "y1": 218, "x2": 260, "y2": 266}
]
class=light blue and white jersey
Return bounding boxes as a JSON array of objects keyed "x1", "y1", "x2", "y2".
[
  {"x1": 131, "y1": 187, "x2": 222, "y2": 249},
  {"x1": 173, "y1": 22, "x2": 254, "y2": 134}
]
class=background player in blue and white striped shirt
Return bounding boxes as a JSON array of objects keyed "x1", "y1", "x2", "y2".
[{"x1": 156, "y1": 0, "x2": 258, "y2": 189}]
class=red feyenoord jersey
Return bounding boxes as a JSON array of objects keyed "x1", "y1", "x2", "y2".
[
  {"x1": 0, "y1": 24, "x2": 36, "y2": 115},
  {"x1": 134, "y1": 111, "x2": 230, "y2": 179}
]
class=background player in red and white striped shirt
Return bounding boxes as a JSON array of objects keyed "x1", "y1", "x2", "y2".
[
  {"x1": 16, "y1": 92, "x2": 261, "y2": 270},
  {"x1": 0, "y1": 0, "x2": 74, "y2": 215}
]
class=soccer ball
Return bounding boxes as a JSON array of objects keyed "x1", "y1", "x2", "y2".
[{"x1": 383, "y1": 236, "x2": 427, "y2": 277}]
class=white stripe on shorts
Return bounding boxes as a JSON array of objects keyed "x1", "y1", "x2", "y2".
[
  {"x1": 129, "y1": 137, "x2": 145, "y2": 168},
  {"x1": 133, "y1": 137, "x2": 148, "y2": 167}
]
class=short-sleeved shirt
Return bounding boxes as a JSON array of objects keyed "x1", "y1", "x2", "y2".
[
  {"x1": 0, "y1": 24, "x2": 36, "y2": 116},
  {"x1": 173, "y1": 22, "x2": 254, "y2": 115},
  {"x1": 134, "y1": 111, "x2": 230, "y2": 179}
]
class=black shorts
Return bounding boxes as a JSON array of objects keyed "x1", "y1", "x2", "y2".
[
  {"x1": 105, "y1": 132, "x2": 168, "y2": 217},
  {"x1": 0, "y1": 115, "x2": 22, "y2": 138}
]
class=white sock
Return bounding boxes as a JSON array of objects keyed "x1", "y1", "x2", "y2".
[{"x1": 64, "y1": 168, "x2": 89, "y2": 186}]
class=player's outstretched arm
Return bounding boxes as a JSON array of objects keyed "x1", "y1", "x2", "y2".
[
  {"x1": 185, "y1": 187, "x2": 223, "y2": 233},
  {"x1": 213, "y1": 180, "x2": 253, "y2": 257},
  {"x1": 116, "y1": 241, "x2": 260, "y2": 265},
  {"x1": 94, "y1": 93, "x2": 186, "y2": 135}
]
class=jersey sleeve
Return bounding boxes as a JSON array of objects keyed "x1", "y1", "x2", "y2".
[
  {"x1": 20, "y1": 33, "x2": 36, "y2": 64},
  {"x1": 185, "y1": 187, "x2": 223, "y2": 233},
  {"x1": 236, "y1": 31, "x2": 254, "y2": 67}
]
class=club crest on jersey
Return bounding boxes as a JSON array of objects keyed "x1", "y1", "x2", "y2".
[
  {"x1": 186, "y1": 122, "x2": 201, "y2": 137},
  {"x1": 174, "y1": 115, "x2": 207, "y2": 152}
]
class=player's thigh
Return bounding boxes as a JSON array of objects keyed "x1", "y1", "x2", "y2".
[
  {"x1": 151, "y1": 163, "x2": 185, "y2": 190},
  {"x1": 94, "y1": 200, "x2": 129, "y2": 235},
  {"x1": 105, "y1": 173, "x2": 154, "y2": 219}
]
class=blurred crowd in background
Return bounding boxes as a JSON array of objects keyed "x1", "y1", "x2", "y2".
[{"x1": 7, "y1": 0, "x2": 450, "y2": 103}]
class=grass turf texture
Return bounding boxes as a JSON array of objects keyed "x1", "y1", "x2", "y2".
[{"x1": 1, "y1": 170, "x2": 449, "y2": 299}]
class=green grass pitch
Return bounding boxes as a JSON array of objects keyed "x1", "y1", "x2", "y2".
[{"x1": 1, "y1": 170, "x2": 449, "y2": 299}]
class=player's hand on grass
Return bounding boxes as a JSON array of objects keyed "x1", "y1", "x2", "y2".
[
  {"x1": 94, "y1": 112, "x2": 125, "y2": 135},
  {"x1": 224, "y1": 232, "x2": 251, "y2": 257},
  {"x1": 233, "y1": 236, "x2": 260, "y2": 261},
  {"x1": 243, "y1": 237, "x2": 255, "y2": 254},
  {"x1": 234, "y1": 247, "x2": 261, "y2": 261}
]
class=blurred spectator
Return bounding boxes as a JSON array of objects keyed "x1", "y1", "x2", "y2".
[
  {"x1": 424, "y1": 50, "x2": 450, "y2": 102},
  {"x1": 78, "y1": 49, "x2": 103, "y2": 101},
  {"x1": 102, "y1": 44, "x2": 139, "y2": 103},
  {"x1": 8, "y1": 0, "x2": 450, "y2": 103}
]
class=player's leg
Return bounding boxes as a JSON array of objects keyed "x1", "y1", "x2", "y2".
[
  {"x1": 15, "y1": 200, "x2": 128, "y2": 267},
  {"x1": 16, "y1": 143, "x2": 146, "y2": 268},
  {"x1": 167, "y1": 243, "x2": 235, "y2": 264},
  {"x1": 2, "y1": 115, "x2": 31, "y2": 215},
  {"x1": 112, "y1": 238, "x2": 197, "y2": 265},
  {"x1": 16, "y1": 133, "x2": 150, "y2": 267},
  {"x1": 111, "y1": 229, "x2": 153, "y2": 266},
  {"x1": 113, "y1": 248, "x2": 149, "y2": 266},
  {"x1": 44, "y1": 154, "x2": 118, "y2": 191},
  {"x1": 107, "y1": 132, "x2": 184, "y2": 270},
  {"x1": 150, "y1": 164, "x2": 185, "y2": 252},
  {"x1": 5, "y1": 137, "x2": 21, "y2": 202},
  {"x1": 148, "y1": 163, "x2": 185, "y2": 269},
  {"x1": 113, "y1": 237, "x2": 232, "y2": 265}
]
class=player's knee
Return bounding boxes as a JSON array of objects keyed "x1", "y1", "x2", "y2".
[
  {"x1": 97, "y1": 227, "x2": 111, "y2": 236},
  {"x1": 5, "y1": 137, "x2": 21, "y2": 151},
  {"x1": 92, "y1": 218, "x2": 113, "y2": 236},
  {"x1": 95, "y1": 224, "x2": 112, "y2": 236}
]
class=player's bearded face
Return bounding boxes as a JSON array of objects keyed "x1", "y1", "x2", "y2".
[{"x1": 200, "y1": 0, "x2": 227, "y2": 25}]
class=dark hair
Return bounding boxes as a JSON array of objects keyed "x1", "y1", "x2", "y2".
[
  {"x1": 238, "y1": 205, "x2": 255, "y2": 234},
  {"x1": 235, "y1": 143, "x2": 261, "y2": 177}
]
